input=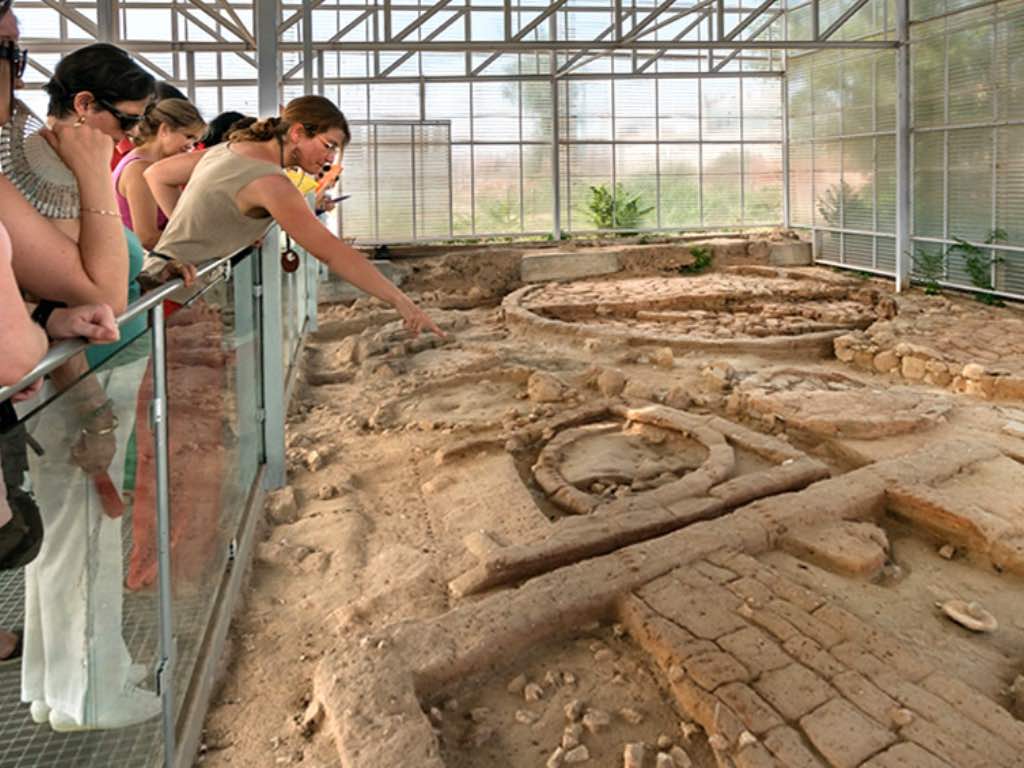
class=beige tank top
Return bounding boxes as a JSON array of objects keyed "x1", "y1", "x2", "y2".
[{"x1": 150, "y1": 142, "x2": 287, "y2": 267}]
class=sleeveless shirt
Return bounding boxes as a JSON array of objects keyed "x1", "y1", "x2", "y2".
[
  {"x1": 112, "y1": 149, "x2": 169, "y2": 233},
  {"x1": 145, "y1": 142, "x2": 287, "y2": 271}
]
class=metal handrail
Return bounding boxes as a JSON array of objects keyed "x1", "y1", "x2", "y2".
[{"x1": 0, "y1": 252, "x2": 240, "y2": 405}]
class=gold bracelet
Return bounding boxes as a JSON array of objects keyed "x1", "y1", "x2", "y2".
[{"x1": 81, "y1": 207, "x2": 120, "y2": 217}]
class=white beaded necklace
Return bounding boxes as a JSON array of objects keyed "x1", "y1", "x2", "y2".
[{"x1": 0, "y1": 98, "x2": 81, "y2": 219}]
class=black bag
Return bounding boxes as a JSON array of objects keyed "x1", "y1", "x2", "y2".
[{"x1": 0, "y1": 400, "x2": 43, "y2": 569}]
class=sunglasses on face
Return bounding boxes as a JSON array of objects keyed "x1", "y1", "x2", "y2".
[
  {"x1": 96, "y1": 97, "x2": 144, "y2": 130},
  {"x1": 0, "y1": 41, "x2": 26, "y2": 80}
]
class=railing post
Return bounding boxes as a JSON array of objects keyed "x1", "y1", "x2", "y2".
[
  {"x1": 895, "y1": 0, "x2": 911, "y2": 291},
  {"x1": 150, "y1": 302, "x2": 176, "y2": 768},
  {"x1": 259, "y1": 230, "x2": 287, "y2": 489}
]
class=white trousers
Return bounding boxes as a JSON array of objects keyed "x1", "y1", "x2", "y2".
[{"x1": 21, "y1": 356, "x2": 148, "y2": 725}]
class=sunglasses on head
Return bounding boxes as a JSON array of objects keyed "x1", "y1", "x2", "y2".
[{"x1": 96, "y1": 97, "x2": 144, "y2": 130}]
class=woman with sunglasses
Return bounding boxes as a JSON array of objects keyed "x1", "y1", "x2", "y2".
[
  {"x1": 2, "y1": 33, "x2": 164, "y2": 733},
  {"x1": 0, "y1": 12, "x2": 133, "y2": 314}
]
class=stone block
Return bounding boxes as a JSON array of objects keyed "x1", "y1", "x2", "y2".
[
  {"x1": 800, "y1": 699, "x2": 897, "y2": 768},
  {"x1": 716, "y1": 683, "x2": 784, "y2": 735},
  {"x1": 765, "y1": 599, "x2": 843, "y2": 649},
  {"x1": 873, "y1": 676, "x2": 1020, "y2": 767},
  {"x1": 684, "y1": 651, "x2": 751, "y2": 691},
  {"x1": 830, "y1": 642, "x2": 887, "y2": 678},
  {"x1": 783, "y1": 636, "x2": 845, "y2": 679},
  {"x1": 763, "y1": 726, "x2": 828, "y2": 768},
  {"x1": 754, "y1": 571, "x2": 827, "y2": 614},
  {"x1": 638, "y1": 578, "x2": 748, "y2": 640},
  {"x1": 781, "y1": 522, "x2": 888, "y2": 579},
  {"x1": 734, "y1": 742, "x2": 783, "y2": 768},
  {"x1": 769, "y1": 242, "x2": 813, "y2": 266},
  {"x1": 619, "y1": 594, "x2": 714, "y2": 671},
  {"x1": 718, "y1": 626, "x2": 791, "y2": 675},
  {"x1": 860, "y1": 742, "x2": 953, "y2": 768},
  {"x1": 831, "y1": 670, "x2": 900, "y2": 726},
  {"x1": 520, "y1": 250, "x2": 621, "y2": 282},
  {"x1": 727, "y1": 577, "x2": 775, "y2": 607},
  {"x1": 754, "y1": 663, "x2": 835, "y2": 722},
  {"x1": 920, "y1": 672, "x2": 1024, "y2": 750},
  {"x1": 747, "y1": 606, "x2": 801, "y2": 643},
  {"x1": 670, "y1": 674, "x2": 745, "y2": 743}
]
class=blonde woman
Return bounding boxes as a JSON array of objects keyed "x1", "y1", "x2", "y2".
[{"x1": 113, "y1": 98, "x2": 205, "y2": 249}]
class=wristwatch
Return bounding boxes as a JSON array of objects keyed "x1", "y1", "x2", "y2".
[{"x1": 30, "y1": 300, "x2": 66, "y2": 336}]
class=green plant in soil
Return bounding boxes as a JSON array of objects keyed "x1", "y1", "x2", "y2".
[
  {"x1": 585, "y1": 183, "x2": 654, "y2": 232},
  {"x1": 948, "y1": 227, "x2": 1008, "y2": 306},
  {"x1": 911, "y1": 247, "x2": 944, "y2": 295},
  {"x1": 679, "y1": 246, "x2": 713, "y2": 274}
]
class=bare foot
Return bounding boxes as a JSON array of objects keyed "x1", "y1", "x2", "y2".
[{"x1": 0, "y1": 629, "x2": 19, "y2": 660}]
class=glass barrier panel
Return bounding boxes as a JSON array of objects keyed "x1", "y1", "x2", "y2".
[
  {"x1": 153, "y1": 267, "x2": 262, "y2": 727},
  {"x1": 0, "y1": 331, "x2": 164, "y2": 767}
]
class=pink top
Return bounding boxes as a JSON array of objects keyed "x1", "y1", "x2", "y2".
[{"x1": 112, "y1": 150, "x2": 169, "y2": 233}]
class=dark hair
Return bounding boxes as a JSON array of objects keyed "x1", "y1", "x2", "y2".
[
  {"x1": 135, "y1": 98, "x2": 205, "y2": 143},
  {"x1": 155, "y1": 81, "x2": 186, "y2": 101},
  {"x1": 44, "y1": 43, "x2": 155, "y2": 118},
  {"x1": 229, "y1": 96, "x2": 351, "y2": 147},
  {"x1": 202, "y1": 110, "x2": 247, "y2": 147}
]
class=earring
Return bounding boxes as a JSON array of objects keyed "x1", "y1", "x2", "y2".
[{"x1": 74, "y1": 115, "x2": 86, "y2": 126}]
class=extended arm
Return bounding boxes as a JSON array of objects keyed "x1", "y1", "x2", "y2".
[
  {"x1": 247, "y1": 175, "x2": 443, "y2": 337},
  {"x1": 144, "y1": 149, "x2": 207, "y2": 217}
]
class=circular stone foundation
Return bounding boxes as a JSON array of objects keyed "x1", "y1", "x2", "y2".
[
  {"x1": 737, "y1": 368, "x2": 952, "y2": 438},
  {"x1": 532, "y1": 417, "x2": 734, "y2": 515},
  {"x1": 504, "y1": 267, "x2": 893, "y2": 357}
]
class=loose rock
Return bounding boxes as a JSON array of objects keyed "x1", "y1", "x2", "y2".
[
  {"x1": 597, "y1": 368, "x2": 627, "y2": 397},
  {"x1": 582, "y1": 709, "x2": 611, "y2": 734},
  {"x1": 528, "y1": 371, "x2": 568, "y2": 403},
  {"x1": 653, "y1": 347, "x2": 675, "y2": 369},
  {"x1": 564, "y1": 745, "x2": 590, "y2": 764},
  {"x1": 623, "y1": 743, "x2": 646, "y2": 768},
  {"x1": 619, "y1": 707, "x2": 644, "y2": 725},
  {"x1": 562, "y1": 723, "x2": 583, "y2": 750},
  {"x1": 266, "y1": 487, "x2": 299, "y2": 526},
  {"x1": 670, "y1": 745, "x2": 693, "y2": 768},
  {"x1": 546, "y1": 746, "x2": 565, "y2": 768},
  {"x1": 890, "y1": 707, "x2": 915, "y2": 727},
  {"x1": 524, "y1": 682, "x2": 545, "y2": 702},
  {"x1": 507, "y1": 674, "x2": 528, "y2": 695},
  {"x1": 515, "y1": 709, "x2": 539, "y2": 725},
  {"x1": 564, "y1": 699, "x2": 585, "y2": 722}
]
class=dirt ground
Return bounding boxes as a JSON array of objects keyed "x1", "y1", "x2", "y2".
[{"x1": 196, "y1": 235, "x2": 1024, "y2": 768}]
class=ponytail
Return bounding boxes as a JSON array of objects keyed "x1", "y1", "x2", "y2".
[
  {"x1": 228, "y1": 96, "x2": 351, "y2": 147},
  {"x1": 227, "y1": 115, "x2": 290, "y2": 144}
]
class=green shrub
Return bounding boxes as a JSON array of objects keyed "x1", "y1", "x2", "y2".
[
  {"x1": 679, "y1": 246, "x2": 713, "y2": 274},
  {"x1": 585, "y1": 183, "x2": 654, "y2": 231}
]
